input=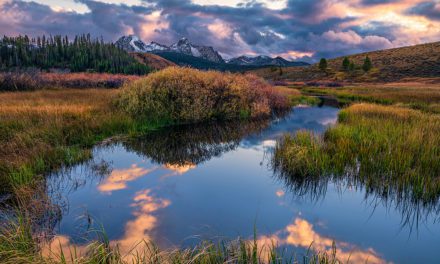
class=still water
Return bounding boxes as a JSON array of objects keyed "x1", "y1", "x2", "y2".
[{"x1": 46, "y1": 105, "x2": 440, "y2": 263}]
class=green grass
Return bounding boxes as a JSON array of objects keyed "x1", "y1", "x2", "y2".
[
  {"x1": 0, "y1": 216, "x2": 341, "y2": 264},
  {"x1": 273, "y1": 103, "x2": 440, "y2": 205},
  {"x1": 0, "y1": 89, "x2": 168, "y2": 194}
]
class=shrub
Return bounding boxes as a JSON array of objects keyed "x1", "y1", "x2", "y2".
[
  {"x1": 40, "y1": 72, "x2": 138, "y2": 89},
  {"x1": 0, "y1": 71, "x2": 43, "y2": 91},
  {"x1": 118, "y1": 67, "x2": 289, "y2": 124},
  {"x1": 0, "y1": 72, "x2": 138, "y2": 91}
]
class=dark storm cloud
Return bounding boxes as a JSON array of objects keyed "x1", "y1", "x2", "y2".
[
  {"x1": 359, "y1": 0, "x2": 399, "y2": 5},
  {"x1": 0, "y1": 0, "x2": 154, "y2": 39},
  {"x1": 2, "y1": 0, "x2": 433, "y2": 61},
  {"x1": 406, "y1": 1, "x2": 440, "y2": 20}
]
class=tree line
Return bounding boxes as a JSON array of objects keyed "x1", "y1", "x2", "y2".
[{"x1": 0, "y1": 34, "x2": 151, "y2": 75}]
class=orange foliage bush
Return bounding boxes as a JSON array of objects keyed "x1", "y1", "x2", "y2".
[{"x1": 118, "y1": 67, "x2": 289, "y2": 124}]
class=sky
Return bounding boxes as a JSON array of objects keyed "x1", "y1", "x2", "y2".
[{"x1": 0, "y1": 0, "x2": 439, "y2": 61}]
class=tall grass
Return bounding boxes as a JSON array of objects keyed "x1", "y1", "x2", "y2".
[
  {"x1": 0, "y1": 217, "x2": 341, "y2": 264},
  {"x1": 118, "y1": 67, "x2": 289, "y2": 125},
  {"x1": 273, "y1": 103, "x2": 440, "y2": 205},
  {"x1": 0, "y1": 89, "x2": 159, "y2": 193}
]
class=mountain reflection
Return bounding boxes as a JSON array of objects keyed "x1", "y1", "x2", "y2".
[{"x1": 122, "y1": 119, "x2": 271, "y2": 166}]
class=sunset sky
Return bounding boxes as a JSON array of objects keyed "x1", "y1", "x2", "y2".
[{"x1": 1, "y1": 0, "x2": 439, "y2": 61}]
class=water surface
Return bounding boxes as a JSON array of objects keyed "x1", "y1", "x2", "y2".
[{"x1": 46, "y1": 106, "x2": 440, "y2": 263}]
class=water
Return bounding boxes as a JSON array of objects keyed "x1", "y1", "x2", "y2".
[{"x1": 46, "y1": 106, "x2": 440, "y2": 263}]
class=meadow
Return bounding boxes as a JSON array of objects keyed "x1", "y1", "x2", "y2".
[{"x1": 300, "y1": 79, "x2": 440, "y2": 113}]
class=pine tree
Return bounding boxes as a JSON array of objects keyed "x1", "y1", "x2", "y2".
[
  {"x1": 362, "y1": 56, "x2": 372, "y2": 72},
  {"x1": 342, "y1": 57, "x2": 350, "y2": 71},
  {"x1": 349, "y1": 62, "x2": 355, "y2": 72},
  {"x1": 0, "y1": 34, "x2": 151, "y2": 75},
  {"x1": 319, "y1": 58, "x2": 327, "y2": 72}
]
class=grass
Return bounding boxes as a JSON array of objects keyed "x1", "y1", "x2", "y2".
[
  {"x1": 273, "y1": 86, "x2": 320, "y2": 106},
  {"x1": 118, "y1": 67, "x2": 290, "y2": 124},
  {"x1": 301, "y1": 81, "x2": 440, "y2": 113},
  {"x1": 0, "y1": 89, "x2": 162, "y2": 193},
  {"x1": 251, "y1": 41, "x2": 440, "y2": 82},
  {"x1": 273, "y1": 103, "x2": 440, "y2": 205},
  {"x1": 0, "y1": 214, "x2": 342, "y2": 264}
]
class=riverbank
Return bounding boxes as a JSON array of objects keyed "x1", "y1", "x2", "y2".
[
  {"x1": 0, "y1": 88, "x2": 327, "y2": 264},
  {"x1": 273, "y1": 81, "x2": 440, "y2": 206},
  {"x1": 299, "y1": 80, "x2": 440, "y2": 113},
  {"x1": 0, "y1": 89, "x2": 166, "y2": 194}
]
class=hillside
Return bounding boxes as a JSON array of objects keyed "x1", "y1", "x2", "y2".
[
  {"x1": 252, "y1": 41, "x2": 440, "y2": 82},
  {"x1": 131, "y1": 53, "x2": 176, "y2": 70}
]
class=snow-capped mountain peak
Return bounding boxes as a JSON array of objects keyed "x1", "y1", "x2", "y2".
[{"x1": 116, "y1": 35, "x2": 224, "y2": 63}]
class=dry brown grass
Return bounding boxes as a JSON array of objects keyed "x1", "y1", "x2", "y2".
[
  {"x1": 251, "y1": 42, "x2": 440, "y2": 82},
  {"x1": 130, "y1": 52, "x2": 176, "y2": 70}
]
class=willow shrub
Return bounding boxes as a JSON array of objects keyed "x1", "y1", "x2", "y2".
[
  {"x1": 118, "y1": 67, "x2": 289, "y2": 124},
  {"x1": 274, "y1": 103, "x2": 440, "y2": 204}
]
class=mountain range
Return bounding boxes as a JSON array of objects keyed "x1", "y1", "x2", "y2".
[{"x1": 116, "y1": 35, "x2": 308, "y2": 68}]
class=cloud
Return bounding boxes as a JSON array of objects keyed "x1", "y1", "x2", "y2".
[
  {"x1": 1, "y1": 0, "x2": 439, "y2": 61},
  {"x1": 97, "y1": 164, "x2": 157, "y2": 193},
  {"x1": 255, "y1": 218, "x2": 389, "y2": 264},
  {"x1": 406, "y1": 1, "x2": 440, "y2": 21}
]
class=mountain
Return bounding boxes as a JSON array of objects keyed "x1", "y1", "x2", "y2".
[
  {"x1": 115, "y1": 35, "x2": 150, "y2": 52},
  {"x1": 116, "y1": 35, "x2": 224, "y2": 63},
  {"x1": 170, "y1": 38, "x2": 224, "y2": 63},
  {"x1": 115, "y1": 35, "x2": 309, "y2": 70},
  {"x1": 227, "y1": 55, "x2": 309, "y2": 67},
  {"x1": 153, "y1": 51, "x2": 262, "y2": 72}
]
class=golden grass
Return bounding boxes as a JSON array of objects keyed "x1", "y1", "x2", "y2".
[
  {"x1": 0, "y1": 89, "x2": 154, "y2": 192},
  {"x1": 302, "y1": 82, "x2": 440, "y2": 113}
]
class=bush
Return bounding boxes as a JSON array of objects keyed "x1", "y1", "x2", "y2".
[
  {"x1": 118, "y1": 67, "x2": 289, "y2": 124},
  {"x1": 0, "y1": 71, "x2": 138, "y2": 91},
  {"x1": 0, "y1": 71, "x2": 43, "y2": 91}
]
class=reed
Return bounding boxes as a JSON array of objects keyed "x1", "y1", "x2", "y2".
[
  {"x1": 0, "y1": 217, "x2": 340, "y2": 264},
  {"x1": 273, "y1": 103, "x2": 440, "y2": 204}
]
